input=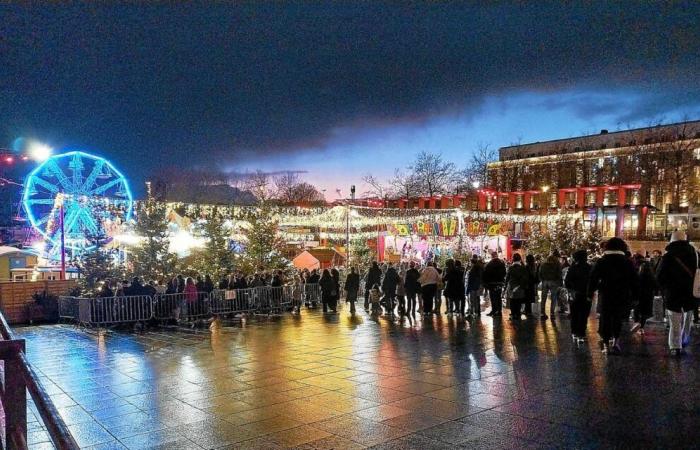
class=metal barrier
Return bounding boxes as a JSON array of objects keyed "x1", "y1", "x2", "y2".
[
  {"x1": 58, "y1": 283, "x2": 324, "y2": 327},
  {"x1": 0, "y1": 310, "x2": 79, "y2": 449}
]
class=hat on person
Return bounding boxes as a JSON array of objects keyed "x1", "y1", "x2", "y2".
[{"x1": 670, "y1": 230, "x2": 687, "y2": 242}]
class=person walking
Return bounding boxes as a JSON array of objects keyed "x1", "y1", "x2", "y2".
[
  {"x1": 483, "y1": 252, "x2": 507, "y2": 317},
  {"x1": 656, "y1": 231, "x2": 699, "y2": 356},
  {"x1": 365, "y1": 262, "x2": 382, "y2": 311},
  {"x1": 631, "y1": 254, "x2": 657, "y2": 335},
  {"x1": 344, "y1": 266, "x2": 360, "y2": 314},
  {"x1": 396, "y1": 266, "x2": 407, "y2": 315},
  {"x1": 382, "y1": 263, "x2": 400, "y2": 316},
  {"x1": 443, "y1": 259, "x2": 456, "y2": 315},
  {"x1": 454, "y1": 260, "x2": 467, "y2": 317},
  {"x1": 565, "y1": 250, "x2": 592, "y2": 342},
  {"x1": 418, "y1": 262, "x2": 440, "y2": 315},
  {"x1": 404, "y1": 261, "x2": 421, "y2": 316},
  {"x1": 319, "y1": 269, "x2": 336, "y2": 313},
  {"x1": 539, "y1": 250, "x2": 563, "y2": 320},
  {"x1": 587, "y1": 238, "x2": 639, "y2": 354},
  {"x1": 466, "y1": 255, "x2": 484, "y2": 317},
  {"x1": 524, "y1": 254, "x2": 538, "y2": 317},
  {"x1": 505, "y1": 253, "x2": 529, "y2": 321},
  {"x1": 330, "y1": 268, "x2": 341, "y2": 311}
]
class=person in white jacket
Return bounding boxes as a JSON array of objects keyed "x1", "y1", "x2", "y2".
[{"x1": 418, "y1": 262, "x2": 440, "y2": 315}]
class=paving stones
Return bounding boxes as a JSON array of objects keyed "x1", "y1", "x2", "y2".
[{"x1": 16, "y1": 307, "x2": 700, "y2": 449}]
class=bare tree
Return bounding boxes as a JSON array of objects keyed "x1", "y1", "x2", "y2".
[
  {"x1": 409, "y1": 151, "x2": 456, "y2": 196},
  {"x1": 361, "y1": 174, "x2": 392, "y2": 200},
  {"x1": 389, "y1": 169, "x2": 421, "y2": 199},
  {"x1": 274, "y1": 171, "x2": 301, "y2": 203},
  {"x1": 244, "y1": 170, "x2": 274, "y2": 203},
  {"x1": 292, "y1": 182, "x2": 326, "y2": 204},
  {"x1": 468, "y1": 143, "x2": 498, "y2": 189},
  {"x1": 659, "y1": 122, "x2": 699, "y2": 211}
]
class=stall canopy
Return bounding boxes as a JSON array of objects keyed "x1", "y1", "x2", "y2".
[{"x1": 292, "y1": 248, "x2": 345, "y2": 270}]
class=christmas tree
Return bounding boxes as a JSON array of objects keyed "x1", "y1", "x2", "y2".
[
  {"x1": 236, "y1": 203, "x2": 288, "y2": 273},
  {"x1": 78, "y1": 232, "x2": 123, "y2": 295},
  {"x1": 130, "y1": 198, "x2": 177, "y2": 280},
  {"x1": 193, "y1": 206, "x2": 236, "y2": 280}
]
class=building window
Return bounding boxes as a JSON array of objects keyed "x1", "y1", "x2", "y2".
[
  {"x1": 516, "y1": 194, "x2": 524, "y2": 209},
  {"x1": 604, "y1": 190, "x2": 618, "y2": 206},
  {"x1": 585, "y1": 191, "x2": 597, "y2": 206},
  {"x1": 629, "y1": 189, "x2": 640, "y2": 205},
  {"x1": 549, "y1": 193, "x2": 558, "y2": 208},
  {"x1": 565, "y1": 192, "x2": 576, "y2": 208},
  {"x1": 499, "y1": 196, "x2": 509, "y2": 210}
]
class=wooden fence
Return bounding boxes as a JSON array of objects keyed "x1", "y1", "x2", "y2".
[{"x1": 0, "y1": 280, "x2": 77, "y2": 324}]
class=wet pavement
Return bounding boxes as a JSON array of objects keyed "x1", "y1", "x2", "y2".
[{"x1": 15, "y1": 305, "x2": 700, "y2": 449}]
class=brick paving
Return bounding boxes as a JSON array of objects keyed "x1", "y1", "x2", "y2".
[{"x1": 16, "y1": 306, "x2": 700, "y2": 449}]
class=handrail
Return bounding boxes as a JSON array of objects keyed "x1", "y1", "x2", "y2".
[{"x1": 0, "y1": 311, "x2": 79, "y2": 449}]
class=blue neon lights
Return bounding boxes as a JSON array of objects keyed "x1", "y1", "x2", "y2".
[{"x1": 23, "y1": 151, "x2": 133, "y2": 252}]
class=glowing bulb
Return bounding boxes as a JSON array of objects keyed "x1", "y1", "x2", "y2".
[{"x1": 27, "y1": 141, "x2": 53, "y2": 162}]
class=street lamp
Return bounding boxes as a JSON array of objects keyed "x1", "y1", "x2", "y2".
[
  {"x1": 471, "y1": 180, "x2": 481, "y2": 189},
  {"x1": 27, "y1": 140, "x2": 53, "y2": 162}
]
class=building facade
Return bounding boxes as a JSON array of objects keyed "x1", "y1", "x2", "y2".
[{"x1": 484, "y1": 120, "x2": 700, "y2": 239}]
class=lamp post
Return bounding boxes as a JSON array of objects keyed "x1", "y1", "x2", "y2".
[
  {"x1": 59, "y1": 202, "x2": 66, "y2": 281},
  {"x1": 346, "y1": 185, "x2": 355, "y2": 265}
]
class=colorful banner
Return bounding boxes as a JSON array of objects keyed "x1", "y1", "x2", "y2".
[
  {"x1": 387, "y1": 219, "x2": 458, "y2": 237},
  {"x1": 465, "y1": 220, "x2": 513, "y2": 236}
]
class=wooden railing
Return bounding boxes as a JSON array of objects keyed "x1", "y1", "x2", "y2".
[{"x1": 0, "y1": 312, "x2": 79, "y2": 449}]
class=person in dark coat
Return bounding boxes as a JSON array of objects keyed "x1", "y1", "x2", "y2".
[
  {"x1": 454, "y1": 260, "x2": 467, "y2": 316},
  {"x1": 344, "y1": 267, "x2": 360, "y2": 314},
  {"x1": 203, "y1": 275, "x2": 215, "y2": 293},
  {"x1": 365, "y1": 262, "x2": 382, "y2": 311},
  {"x1": 483, "y1": 252, "x2": 507, "y2": 317},
  {"x1": 565, "y1": 249, "x2": 592, "y2": 341},
  {"x1": 442, "y1": 259, "x2": 456, "y2": 314},
  {"x1": 319, "y1": 269, "x2": 336, "y2": 313},
  {"x1": 505, "y1": 253, "x2": 529, "y2": 321},
  {"x1": 382, "y1": 263, "x2": 400, "y2": 315},
  {"x1": 524, "y1": 254, "x2": 538, "y2": 317},
  {"x1": 587, "y1": 238, "x2": 639, "y2": 354},
  {"x1": 466, "y1": 256, "x2": 484, "y2": 317},
  {"x1": 330, "y1": 268, "x2": 341, "y2": 310},
  {"x1": 656, "y1": 231, "x2": 698, "y2": 355},
  {"x1": 631, "y1": 254, "x2": 657, "y2": 335},
  {"x1": 539, "y1": 252, "x2": 563, "y2": 320},
  {"x1": 99, "y1": 280, "x2": 114, "y2": 298},
  {"x1": 195, "y1": 276, "x2": 205, "y2": 292},
  {"x1": 176, "y1": 274, "x2": 185, "y2": 293},
  {"x1": 271, "y1": 272, "x2": 283, "y2": 287},
  {"x1": 404, "y1": 261, "x2": 421, "y2": 316}
]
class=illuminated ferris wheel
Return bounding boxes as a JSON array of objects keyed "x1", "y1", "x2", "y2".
[{"x1": 22, "y1": 151, "x2": 133, "y2": 252}]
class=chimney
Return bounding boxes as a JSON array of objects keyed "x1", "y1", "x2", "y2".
[{"x1": 600, "y1": 129, "x2": 608, "y2": 134}]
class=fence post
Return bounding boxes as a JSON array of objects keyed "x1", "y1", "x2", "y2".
[{"x1": 4, "y1": 340, "x2": 27, "y2": 449}]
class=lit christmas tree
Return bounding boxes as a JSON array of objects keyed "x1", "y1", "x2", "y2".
[{"x1": 130, "y1": 198, "x2": 177, "y2": 280}]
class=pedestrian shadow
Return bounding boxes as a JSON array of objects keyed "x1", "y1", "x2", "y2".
[{"x1": 343, "y1": 313, "x2": 364, "y2": 329}]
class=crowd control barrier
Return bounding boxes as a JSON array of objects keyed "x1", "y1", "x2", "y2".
[{"x1": 58, "y1": 283, "x2": 325, "y2": 327}]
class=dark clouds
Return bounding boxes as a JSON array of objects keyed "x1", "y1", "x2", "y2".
[{"x1": 2, "y1": 3, "x2": 699, "y2": 190}]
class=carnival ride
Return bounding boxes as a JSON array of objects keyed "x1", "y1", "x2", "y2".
[{"x1": 22, "y1": 151, "x2": 132, "y2": 257}]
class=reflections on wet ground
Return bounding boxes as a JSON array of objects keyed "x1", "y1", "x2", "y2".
[{"x1": 17, "y1": 307, "x2": 700, "y2": 449}]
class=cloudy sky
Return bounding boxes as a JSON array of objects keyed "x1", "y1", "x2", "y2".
[{"x1": 2, "y1": 3, "x2": 700, "y2": 199}]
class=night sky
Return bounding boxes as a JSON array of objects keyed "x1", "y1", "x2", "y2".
[{"x1": 2, "y1": 3, "x2": 700, "y2": 199}]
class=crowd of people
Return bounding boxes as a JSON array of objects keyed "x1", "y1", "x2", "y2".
[
  {"x1": 95, "y1": 231, "x2": 699, "y2": 357},
  {"x1": 342, "y1": 230, "x2": 699, "y2": 357}
]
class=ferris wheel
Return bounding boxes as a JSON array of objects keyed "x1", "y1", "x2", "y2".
[{"x1": 22, "y1": 151, "x2": 133, "y2": 252}]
